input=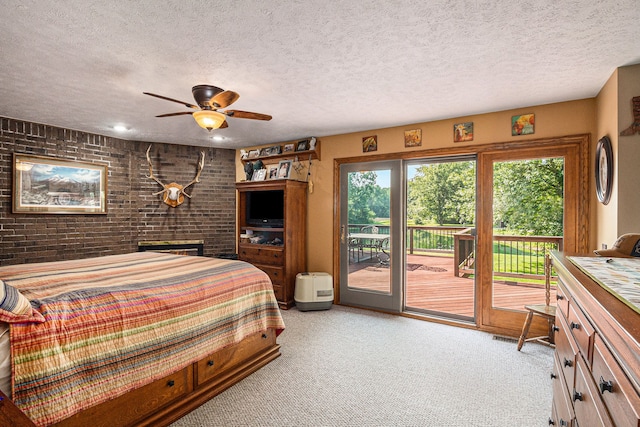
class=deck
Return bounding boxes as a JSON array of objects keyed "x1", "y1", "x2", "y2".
[{"x1": 348, "y1": 253, "x2": 552, "y2": 319}]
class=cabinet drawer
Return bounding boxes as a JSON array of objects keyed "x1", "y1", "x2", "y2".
[
  {"x1": 271, "y1": 283, "x2": 284, "y2": 301},
  {"x1": 555, "y1": 311, "x2": 578, "y2": 392},
  {"x1": 239, "y1": 245, "x2": 285, "y2": 266},
  {"x1": 197, "y1": 329, "x2": 276, "y2": 386},
  {"x1": 56, "y1": 367, "x2": 192, "y2": 427},
  {"x1": 567, "y1": 303, "x2": 595, "y2": 363},
  {"x1": 556, "y1": 280, "x2": 570, "y2": 319},
  {"x1": 574, "y1": 357, "x2": 614, "y2": 427},
  {"x1": 552, "y1": 353, "x2": 575, "y2": 427},
  {"x1": 592, "y1": 335, "x2": 640, "y2": 427},
  {"x1": 255, "y1": 264, "x2": 285, "y2": 285}
]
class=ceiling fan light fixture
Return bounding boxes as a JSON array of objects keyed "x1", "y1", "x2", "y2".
[{"x1": 193, "y1": 110, "x2": 226, "y2": 131}]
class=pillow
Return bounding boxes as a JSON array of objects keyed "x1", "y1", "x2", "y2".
[{"x1": 0, "y1": 280, "x2": 45, "y2": 323}]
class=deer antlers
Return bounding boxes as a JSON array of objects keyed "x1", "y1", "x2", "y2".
[{"x1": 145, "y1": 145, "x2": 205, "y2": 207}]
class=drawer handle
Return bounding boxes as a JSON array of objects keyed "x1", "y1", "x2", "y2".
[
  {"x1": 552, "y1": 325, "x2": 559, "y2": 333},
  {"x1": 573, "y1": 389, "x2": 583, "y2": 402},
  {"x1": 570, "y1": 322, "x2": 580, "y2": 330},
  {"x1": 262, "y1": 333, "x2": 268, "y2": 339},
  {"x1": 550, "y1": 372, "x2": 557, "y2": 380},
  {"x1": 548, "y1": 418, "x2": 555, "y2": 425},
  {"x1": 167, "y1": 380, "x2": 175, "y2": 387},
  {"x1": 559, "y1": 419, "x2": 568, "y2": 427},
  {"x1": 556, "y1": 294, "x2": 564, "y2": 301},
  {"x1": 599, "y1": 376, "x2": 613, "y2": 394},
  {"x1": 563, "y1": 358, "x2": 573, "y2": 368},
  {"x1": 207, "y1": 360, "x2": 214, "y2": 367}
]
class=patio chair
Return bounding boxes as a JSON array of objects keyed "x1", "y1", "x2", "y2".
[
  {"x1": 516, "y1": 253, "x2": 557, "y2": 351},
  {"x1": 359, "y1": 225, "x2": 381, "y2": 260}
]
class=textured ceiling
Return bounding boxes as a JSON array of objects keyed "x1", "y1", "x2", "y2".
[{"x1": 1, "y1": 1, "x2": 639, "y2": 149}]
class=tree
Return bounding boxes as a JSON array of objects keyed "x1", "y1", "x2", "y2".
[
  {"x1": 407, "y1": 161, "x2": 476, "y2": 225},
  {"x1": 493, "y1": 158, "x2": 564, "y2": 236},
  {"x1": 348, "y1": 171, "x2": 378, "y2": 224}
]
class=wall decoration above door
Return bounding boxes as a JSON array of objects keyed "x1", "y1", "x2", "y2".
[
  {"x1": 511, "y1": 113, "x2": 535, "y2": 136},
  {"x1": 620, "y1": 95, "x2": 640, "y2": 136},
  {"x1": 404, "y1": 129, "x2": 422, "y2": 147},
  {"x1": 454, "y1": 122, "x2": 473, "y2": 142},
  {"x1": 13, "y1": 153, "x2": 107, "y2": 214}
]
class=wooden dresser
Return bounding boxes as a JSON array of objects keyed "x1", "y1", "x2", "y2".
[{"x1": 550, "y1": 252, "x2": 640, "y2": 426}]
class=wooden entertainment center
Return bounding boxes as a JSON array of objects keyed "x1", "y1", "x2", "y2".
[
  {"x1": 549, "y1": 252, "x2": 640, "y2": 426},
  {"x1": 236, "y1": 180, "x2": 307, "y2": 309}
]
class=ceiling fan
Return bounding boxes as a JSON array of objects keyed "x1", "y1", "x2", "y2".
[{"x1": 143, "y1": 85, "x2": 272, "y2": 131}]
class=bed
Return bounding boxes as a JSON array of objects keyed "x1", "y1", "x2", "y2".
[{"x1": 0, "y1": 252, "x2": 285, "y2": 426}]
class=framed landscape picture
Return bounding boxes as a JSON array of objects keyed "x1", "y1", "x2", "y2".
[{"x1": 13, "y1": 153, "x2": 107, "y2": 214}]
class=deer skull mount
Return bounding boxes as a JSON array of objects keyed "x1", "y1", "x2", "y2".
[{"x1": 146, "y1": 145, "x2": 205, "y2": 207}]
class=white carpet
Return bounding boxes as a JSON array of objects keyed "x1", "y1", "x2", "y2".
[{"x1": 171, "y1": 305, "x2": 553, "y2": 426}]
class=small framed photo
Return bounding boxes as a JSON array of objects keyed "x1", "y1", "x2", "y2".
[
  {"x1": 296, "y1": 140, "x2": 309, "y2": 151},
  {"x1": 266, "y1": 145, "x2": 281, "y2": 156},
  {"x1": 268, "y1": 166, "x2": 279, "y2": 180},
  {"x1": 453, "y1": 122, "x2": 473, "y2": 142},
  {"x1": 283, "y1": 143, "x2": 295, "y2": 152},
  {"x1": 362, "y1": 135, "x2": 377, "y2": 152},
  {"x1": 277, "y1": 160, "x2": 292, "y2": 179},
  {"x1": 512, "y1": 114, "x2": 535, "y2": 136},
  {"x1": 404, "y1": 129, "x2": 421, "y2": 147},
  {"x1": 248, "y1": 149, "x2": 260, "y2": 159},
  {"x1": 252, "y1": 168, "x2": 267, "y2": 181}
]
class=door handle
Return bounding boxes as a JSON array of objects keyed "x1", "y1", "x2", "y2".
[{"x1": 341, "y1": 225, "x2": 346, "y2": 244}]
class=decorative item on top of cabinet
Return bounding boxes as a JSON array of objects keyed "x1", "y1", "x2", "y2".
[
  {"x1": 236, "y1": 180, "x2": 307, "y2": 309},
  {"x1": 548, "y1": 252, "x2": 640, "y2": 427}
]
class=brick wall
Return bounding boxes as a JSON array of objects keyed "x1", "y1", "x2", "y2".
[{"x1": 0, "y1": 117, "x2": 237, "y2": 266}]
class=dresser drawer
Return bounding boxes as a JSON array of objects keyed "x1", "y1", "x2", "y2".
[
  {"x1": 255, "y1": 264, "x2": 285, "y2": 286},
  {"x1": 567, "y1": 303, "x2": 595, "y2": 363},
  {"x1": 271, "y1": 283, "x2": 284, "y2": 301},
  {"x1": 239, "y1": 245, "x2": 285, "y2": 266},
  {"x1": 592, "y1": 335, "x2": 640, "y2": 427},
  {"x1": 552, "y1": 354, "x2": 575, "y2": 427},
  {"x1": 555, "y1": 310, "x2": 578, "y2": 392},
  {"x1": 197, "y1": 329, "x2": 276, "y2": 386},
  {"x1": 574, "y1": 357, "x2": 614, "y2": 427},
  {"x1": 556, "y1": 280, "x2": 570, "y2": 319}
]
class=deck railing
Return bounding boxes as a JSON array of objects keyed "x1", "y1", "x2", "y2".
[{"x1": 349, "y1": 224, "x2": 563, "y2": 280}]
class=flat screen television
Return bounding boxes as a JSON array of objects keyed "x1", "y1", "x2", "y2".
[{"x1": 246, "y1": 190, "x2": 284, "y2": 227}]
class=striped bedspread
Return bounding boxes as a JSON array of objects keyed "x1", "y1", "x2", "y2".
[{"x1": 1, "y1": 252, "x2": 285, "y2": 426}]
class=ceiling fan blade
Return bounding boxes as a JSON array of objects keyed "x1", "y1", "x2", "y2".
[
  {"x1": 220, "y1": 120, "x2": 229, "y2": 128},
  {"x1": 225, "y1": 110, "x2": 272, "y2": 121},
  {"x1": 211, "y1": 91, "x2": 240, "y2": 108},
  {"x1": 155, "y1": 111, "x2": 195, "y2": 118},
  {"x1": 143, "y1": 92, "x2": 199, "y2": 109}
]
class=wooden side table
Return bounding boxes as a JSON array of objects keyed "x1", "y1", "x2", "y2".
[{"x1": 0, "y1": 391, "x2": 36, "y2": 427}]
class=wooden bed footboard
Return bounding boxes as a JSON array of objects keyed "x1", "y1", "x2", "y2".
[{"x1": 5, "y1": 329, "x2": 281, "y2": 427}]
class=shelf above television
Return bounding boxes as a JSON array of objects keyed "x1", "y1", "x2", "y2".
[{"x1": 241, "y1": 139, "x2": 320, "y2": 164}]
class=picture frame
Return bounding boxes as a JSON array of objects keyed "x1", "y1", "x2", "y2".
[
  {"x1": 283, "y1": 143, "x2": 295, "y2": 152},
  {"x1": 453, "y1": 122, "x2": 473, "y2": 142},
  {"x1": 595, "y1": 135, "x2": 613, "y2": 205},
  {"x1": 362, "y1": 135, "x2": 377, "y2": 152},
  {"x1": 248, "y1": 149, "x2": 260, "y2": 159},
  {"x1": 277, "y1": 160, "x2": 292, "y2": 179},
  {"x1": 296, "y1": 140, "x2": 309, "y2": 151},
  {"x1": 268, "y1": 166, "x2": 279, "y2": 180},
  {"x1": 511, "y1": 114, "x2": 535, "y2": 136},
  {"x1": 404, "y1": 129, "x2": 422, "y2": 147},
  {"x1": 265, "y1": 145, "x2": 282, "y2": 156},
  {"x1": 252, "y1": 168, "x2": 267, "y2": 181},
  {"x1": 13, "y1": 153, "x2": 107, "y2": 214}
]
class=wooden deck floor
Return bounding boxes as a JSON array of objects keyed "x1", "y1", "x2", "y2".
[{"x1": 348, "y1": 253, "x2": 552, "y2": 319}]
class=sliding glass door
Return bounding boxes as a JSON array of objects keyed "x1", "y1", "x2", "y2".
[{"x1": 339, "y1": 160, "x2": 402, "y2": 312}]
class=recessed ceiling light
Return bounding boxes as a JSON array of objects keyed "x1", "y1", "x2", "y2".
[
  {"x1": 113, "y1": 125, "x2": 128, "y2": 132},
  {"x1": 211, "y1": 135, "x2": 225, "y2": 142}
]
